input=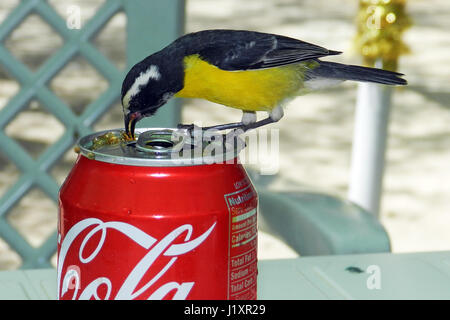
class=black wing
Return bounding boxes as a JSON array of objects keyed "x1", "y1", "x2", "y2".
[{"x1": 181, "y1": 30, "x2": 341, "y2": 71}]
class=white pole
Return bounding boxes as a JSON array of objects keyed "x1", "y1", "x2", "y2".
[{"x1": 348, "y1": 81, "x2": 393, "y2": 217}]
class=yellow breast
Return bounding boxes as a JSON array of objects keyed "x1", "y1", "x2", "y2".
[{"x1": 175, "y1": 54, "x2": 309, "y2": 112}]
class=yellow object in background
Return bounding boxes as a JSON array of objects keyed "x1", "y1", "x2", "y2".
[{"x1": 354, "y1": 0, "x2": 412, "y2": 71}]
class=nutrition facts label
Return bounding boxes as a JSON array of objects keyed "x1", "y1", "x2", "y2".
[{"x1": 224, "y1": 184, "x2": 258, "y2": 300}]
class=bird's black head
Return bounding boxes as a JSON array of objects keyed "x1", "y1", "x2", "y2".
[
  {"x1": 121, "y1": 51, "x2": 183, "y2": 139},
  {"x1": 121, "y1": 61, "x2": 170, "y2": 138}
]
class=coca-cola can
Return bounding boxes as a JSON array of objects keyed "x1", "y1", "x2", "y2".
[{"x1": 57, "y1": 128, "x2": 258, "y2": 300}]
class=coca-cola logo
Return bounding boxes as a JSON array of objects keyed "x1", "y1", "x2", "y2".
[{"x1": 57, "y1": 218, "x2": 216, "y2": 300}]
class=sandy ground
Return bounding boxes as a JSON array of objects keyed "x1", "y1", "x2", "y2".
[{"x1": 0, "y1": 0, "x2": 449, "y2": 269}]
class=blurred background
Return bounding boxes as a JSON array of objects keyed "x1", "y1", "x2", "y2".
[{"x1": 0, "y1": 0, "x2": 449, "y2": 269}]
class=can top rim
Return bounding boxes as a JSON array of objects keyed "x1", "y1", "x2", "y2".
[{"x1": 77, "y1": 128, "x2": 245, "y2": 167}]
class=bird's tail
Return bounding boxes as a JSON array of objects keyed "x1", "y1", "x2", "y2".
[{"x1": 310, "y1": 61, "x2": 407, "y2": 85}]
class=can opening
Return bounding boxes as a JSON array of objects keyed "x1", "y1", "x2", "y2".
[
  {"x1": 145, "y1": 139, "x2": 174, "y2": 149},
  {"x1": 135, "y1": 129, "x2": 184, "y2": 154}
]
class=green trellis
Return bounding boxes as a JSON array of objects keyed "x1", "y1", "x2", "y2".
[{"x1": 0, "y1": 0, "x2": 185, "y2": 269}]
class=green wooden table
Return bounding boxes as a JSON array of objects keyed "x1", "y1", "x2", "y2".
[{"x1": 1, "y1": 251, "x2": 449, "y2": 299}]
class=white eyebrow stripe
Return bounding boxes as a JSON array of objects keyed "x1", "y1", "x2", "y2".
[{"x1": 122, "y1": 65, "x2": 161, "y2": 110}]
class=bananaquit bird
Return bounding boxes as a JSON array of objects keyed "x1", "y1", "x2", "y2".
[{"x1": 122, "y1": 29, "x2": 407, "y2": 138}]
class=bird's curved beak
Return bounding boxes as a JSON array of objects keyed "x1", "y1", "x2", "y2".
[{"x1": 124, "y1": 112, "x2": 142, "y2": 139}]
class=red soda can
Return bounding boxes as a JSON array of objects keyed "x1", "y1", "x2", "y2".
[{"x1": 57, "y1": 128, "x2": 258, "y2": 300}]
